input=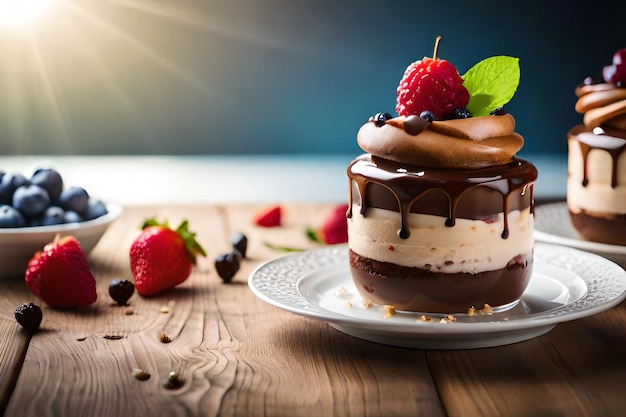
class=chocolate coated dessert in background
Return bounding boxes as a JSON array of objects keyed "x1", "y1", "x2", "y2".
[{"x1": 567, "y1": 48, "x2": 626, "y2": 246}]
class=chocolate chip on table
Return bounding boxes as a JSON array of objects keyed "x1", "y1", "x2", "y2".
[
  {"x1": 215, "y1": 252, "x2": 241, "y2": 283},
  {"x1": 108, "y1": 279, "x2": 135, "y2": 306},
  {"x1": 14, "y1": 302, "x2": 42, "y2": 333},
  {"x1": 230, "y1": 232, "x2": 248, "y2": 258}
]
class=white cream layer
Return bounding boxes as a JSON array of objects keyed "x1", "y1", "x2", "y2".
[
  {"x1": 348, "y1": 205, "x2": 534, "y2": 274},
  {"x1": 567, "y1": 135, "x2": 626, "y2": 215}
]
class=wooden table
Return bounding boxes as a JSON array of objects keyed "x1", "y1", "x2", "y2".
[{"x1": 1, "y1": 203, "x2": 625, "y2": 417}]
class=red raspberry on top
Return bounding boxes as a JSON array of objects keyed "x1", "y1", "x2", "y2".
[{"x1": 396, "y1": 36, "x2": 469, "y2": 120}]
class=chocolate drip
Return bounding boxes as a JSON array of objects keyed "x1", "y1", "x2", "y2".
[
  {"x1": 576, "y1": 130, "x2": 626, "y2": 188},
  {"x1": 347, "y1": 155, "x2": 537, "y2": 239}
]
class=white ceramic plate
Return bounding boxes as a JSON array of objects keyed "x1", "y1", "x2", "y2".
[
  {"x1": 534, "y1": 202, "x2": 626, "y2": 268},
  {"x1": 249, "y1": 243, "x2": 626, "y2": 349},
  {"x1": 0, "y1": 204, "x2": 123, "y2": 280}
]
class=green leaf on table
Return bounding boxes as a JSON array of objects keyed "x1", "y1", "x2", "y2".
[
  {"x1": 263, "y1": 241, "x2": 306, "y2": 252},
  {"x1": 461, "y1": 56, "x2": 520, "y2": 117},
  {"x1": 306, "y1": 228, "x2": 322, "y2": 243}
]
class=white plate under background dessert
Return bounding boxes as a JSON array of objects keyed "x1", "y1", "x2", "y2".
[
  {"x1": 249, "y1": 242, "x2": 626, "y2": 350},
  {"x1": 534, "y1": 202, "x2": 626, "y2": 268}
]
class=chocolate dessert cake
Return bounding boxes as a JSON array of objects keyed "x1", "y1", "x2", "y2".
[
  {"x1": 346, "y1": 38, "x2": 538, "y2": 313},
  {"x1": 567, "y1": 48, "x2": 626, "y2": 246}
]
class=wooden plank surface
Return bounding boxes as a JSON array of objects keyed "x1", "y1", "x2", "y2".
[
  {"x1": 428, "y1": 301, "x2": 626, "y2": 417},
  {"x1": 0, "y1": 204, "x2": 446, "y2": 417}
]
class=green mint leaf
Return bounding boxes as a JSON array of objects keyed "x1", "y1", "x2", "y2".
[{"x1": 461, "y1": 56, "x2": 520, "y2": 117}]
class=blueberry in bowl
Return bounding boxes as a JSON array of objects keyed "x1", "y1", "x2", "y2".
[{"x1": 0, "y1": 168, "x2": 123, "y2": 280}]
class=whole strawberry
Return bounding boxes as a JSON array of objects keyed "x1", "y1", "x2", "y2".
[
  {"x1": 130, "y1": 219, "x2": 206, "y2": 296},
  {"x1": 25, "y1": 236, "x2": 97, "y2": 308},
  {"x1": 396, "y1": 36, "x2": 469, "y2": 120}
]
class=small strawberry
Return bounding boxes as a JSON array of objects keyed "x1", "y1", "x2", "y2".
[
  {"x1": 396, "y1": 36, "x2": 469, "y2": 120},
  {"x1": 308, "y1": 204, "x2": 349, "y2": 244},
  {"x1": 253, "y1": 205, "x2": 282, "y2": 227},
  {"x1": 25, "y1": 236, "x2": 97, "y2": 308},
  {"x1": 130, "y1": 219, "x2": 206, "y2": 296}
]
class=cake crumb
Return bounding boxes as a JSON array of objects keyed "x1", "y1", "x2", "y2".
[
  {"x1": 160, "y1": 306, "x2": 170, "y2": 314},
  {"x1": 440, "y1": 315, "x2": 457, "y2": 323},
  {"x1": 335, "y1": 287, "x2": 352, "y2": 299},
  {"x1": 362, "y1": 299, "x2": 374, "y2": 309},
  {"x1": 383, "y1": 305, "x2": 396, "y2": 319},
  {"x1": 417, "y1": 315, "x2": 432, "y2": 322},
  {"x1": 346, "y1": 302, "x2": 353, "y2": 309},
  {"x1": 468, "y1": 303, "x2": 494, "y2": 316}
]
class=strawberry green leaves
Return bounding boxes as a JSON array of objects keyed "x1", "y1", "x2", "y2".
[{"x1": 462, "y1": 56, "x2": 520, "y2": 117}]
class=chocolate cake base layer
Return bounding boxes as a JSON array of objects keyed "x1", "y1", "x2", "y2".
[
  {"x1": 569, "y1": 210, "x2": 626, "y2": 246},
  {"x1": 349, "y1": 249, "x2": 533, "y2": 314}
]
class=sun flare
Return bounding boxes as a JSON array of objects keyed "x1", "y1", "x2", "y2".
[{"x1": 0, "y1": 0, "x2": 55, "y2": 29}]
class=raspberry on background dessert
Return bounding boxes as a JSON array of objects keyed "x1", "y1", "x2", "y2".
[
  {"x1": 347, "y1": 37, "x2": 538, "y2": 314},
  {"x1": 567, "y1": 48, "x2": 626, "y2": 246}
]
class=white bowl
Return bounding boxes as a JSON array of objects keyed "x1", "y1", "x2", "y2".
[{"x1": 0, "y1": 204, "x2": 123, "y2": 280}]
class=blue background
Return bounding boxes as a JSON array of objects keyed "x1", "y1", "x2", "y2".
[{"x1": 1, "y1": 0, "x2": 625, "y2": 156}]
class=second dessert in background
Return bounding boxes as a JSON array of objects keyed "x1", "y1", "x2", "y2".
[
  {"x1": 347, "y1": 37, "x2": 538, "y2": 313},
  {"x1": 567, "y1": 48, "x2": 626, "y2": 246}
]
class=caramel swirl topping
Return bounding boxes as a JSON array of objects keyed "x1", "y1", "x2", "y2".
[
  {"x1": 357, "y1": 113, "x2": 524, "y2": 169},
  {"x1": 575, "y1": 83, "x2": 626, "y2": 130}
]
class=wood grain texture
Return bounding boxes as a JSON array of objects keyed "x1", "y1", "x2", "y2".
[
  {"x1": 0, "y1": 279, "x2": 35, "y2": 411},
  {"x1": 428, "y1": 301, "x2": 626, "y2": 417},
  {"x1": 1, "y1": 204, "x2": 445, "y2": 417}
]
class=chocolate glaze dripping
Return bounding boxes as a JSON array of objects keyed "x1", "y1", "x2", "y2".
[
  {"x1": 577, "y1": 129, "x2": 626, "y2": 188},
  {"x1": 347, "y1": 155, "x2": 537, "y2": 240}
]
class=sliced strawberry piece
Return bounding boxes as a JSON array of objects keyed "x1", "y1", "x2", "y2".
[
  {"x1": 253, "y1": 205, "x2": 282, "y2": 227},
  {"x1": 320, "y1": 204, "x2": 348, "y2": 244},
  {"x1": 25, "y1": 236, "x2": 97, "y2": 308}
]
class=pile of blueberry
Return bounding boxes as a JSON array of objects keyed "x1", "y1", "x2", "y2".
[{"x1": 0, "y1": 168, "x2": 108, "y2": 228}]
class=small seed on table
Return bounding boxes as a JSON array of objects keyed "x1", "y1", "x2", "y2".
[
  {"x1": 164, "y1": 371, "x2": 183, "y2": 389},
  {"x1": 132, "y1": 368, "x2": 151, "y2": 381},
  {"x1": 157, "y1": 332, "x2": 171, "y2": 343}
]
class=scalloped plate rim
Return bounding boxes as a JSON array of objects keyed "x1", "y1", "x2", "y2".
[{"x1": 248, "y1": 242, "x2": 626, "y2": 347}]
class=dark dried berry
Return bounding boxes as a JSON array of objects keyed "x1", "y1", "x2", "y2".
[
  {"x1": 14, "y1": 303, "x2": 42, "y2": 333},
  {"x1": 230, "y1": 232, "x2": 248, "y2": 258},
  {"x1": 451, "y1": 107, "x2": 472, "y2": 119},
  {"x1": 108, "y1": 279, "x2": 135, "y2": 306},
  {"x1": 215, "y1": 252, "x2": 241, "y2": 283},
  {"x1": 419, "y1": 110, "x2": 436, "y2": 122},
  {"x1": 490, "y1": 107, "x2": 507, "y2": 116},
  {"x1": 371, "y1": 112, "x2": 392, "y2": 127}
]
